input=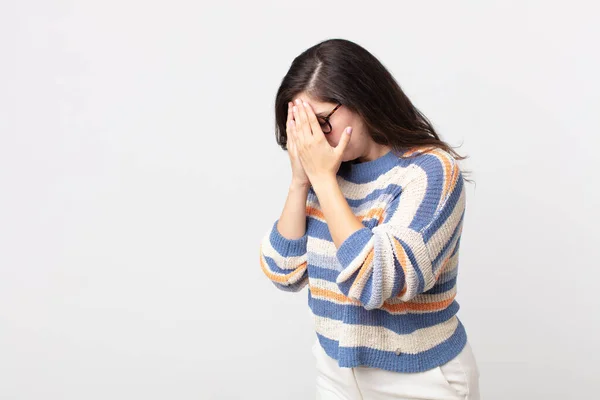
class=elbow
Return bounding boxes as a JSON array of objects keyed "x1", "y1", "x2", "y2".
[{"x1": 336, "y1": 266, "x2": 406, "y2": 310}]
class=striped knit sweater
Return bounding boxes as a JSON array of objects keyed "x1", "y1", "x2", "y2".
[{"x1": 259, "y1": 146, "x2": 468, "y2": 373}]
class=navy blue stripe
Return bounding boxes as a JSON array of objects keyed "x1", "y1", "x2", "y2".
[
  {"x1": 423, "y1": 277, "x2": 456, "y2": 294},
  {"x1": 307, "y1": 265, "x2": 339, "y2": 281},
  {"x1": 399, "y1": 237, "x2": 426, "y2": 293},
  {"x1": 451, "y1": 236, "x2": 460, "y2": 257},
  {"x1": 421, "y1": 175, "x2": 464, "y2": 242},
  {"x1": 344, "y1": 184, "x2": 403, "y2": 207},
  {"x1": 391, "y1": 253, "x2": 406, "y2": 298},
  {"x1": 269, "y1": 219, "x2": 307, "y2": 257},
  {"x1": 359, "y1": 273, "x2": 375, "y2": 306},
  {"x1": 336, "y1": 227, "x2": 372, "y2": 269},
  {"x1": 336, "y1": 267, "x2": 358, "y2": 299},
  {"x1": 431, "y1": 211, "x2": 464, "y2": 270},
  {"x1": 314, "y1": 317, "x2": 467, "y2": 372},
  {"x1": 337, "y1": 150, "x2": 402, "y2": 184},
  {"x1": 307, "y1": 219, "x2": 335, "y2": 241},
  {"x1": 263, "y1": 254, "x2": 305, "y2": 275}
]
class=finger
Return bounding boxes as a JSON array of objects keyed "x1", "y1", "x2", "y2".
[
  {"x1": 289, "y1": 119, "x2": 298, "y2": 150},
  {"x1": 292, "y1": 103, "x2": 305, "y2": 147},
  {"x1": 335, "y1": 126, "x2": 352, "y2": 157},
  {"x1": 292, "y1": 119, "x2": 306, "y2": 158},
  {"x1": 293, "y1": 98, "x2": 310, "y2": 141},
  {"x1": 302, "y1": 101, "x2": 326, "y2": 141},
  {"x1": 286, "y1": 101, "x2": 294, "y2": 125},
  {"x1": 287, "y1": 123, "x2": 295, "y2": 152},
  {"x1": 286, "y1": 101, "x2": 294, "y2": 148}
]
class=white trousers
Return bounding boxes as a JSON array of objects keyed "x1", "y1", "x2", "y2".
[{"x1": 313, "y1": 340, "x2": 481, "y2": 400}]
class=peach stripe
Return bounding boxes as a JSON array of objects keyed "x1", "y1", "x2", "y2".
[
  {"x1": 349, "y1": 248, "x2": 375, "y2": 295},
  {"x1": 311, "y1": 286, "x2": 360, "y2": 305},
  {"x1": 311, "y1": 286, "x2": 455, "y2": 313},
  {"x1": 391, "y1": 236, "x2": 409, "y2": 296},
  {"x1": 307, "y1": 206, "x2": 324, "y2": 219},
  {"x1": 308, "y1": 205, "x2": 385, "y2": 223},
  {"x1": 402, "y1": 147, "x2": 457, "y2": 207},
  {"x1": 433, "y1": 148, "x2": 460, "y2": 205},
  {"x1": 259, "y1": 250, "x2": 307, "y2": 283},
  {"x1": 383, "y1": 295, "x2": 455, "y2": 313}
]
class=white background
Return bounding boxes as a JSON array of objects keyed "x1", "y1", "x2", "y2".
[{"x1": 1, "y1": 1, "x2": 598, "y2": 399}]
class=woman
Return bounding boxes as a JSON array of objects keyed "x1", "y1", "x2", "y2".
[{"x1": 259, "y1": 38, "x2": 480, "y2": 400}]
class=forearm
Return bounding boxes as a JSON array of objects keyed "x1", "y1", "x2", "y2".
[
  {"x1": 311, "y1": 175, "x2": 364, "y2": 249},
  {"x1": 276, "y1": 181, "x2": 311, "y2": 240}
]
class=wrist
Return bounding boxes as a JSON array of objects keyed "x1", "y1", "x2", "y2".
[
  {"x1": 310, "y1": 174, "x2": 337, "y2": 191},
  {"x1": 290, "y1": 180, "x2": 311, "y2": 191}
]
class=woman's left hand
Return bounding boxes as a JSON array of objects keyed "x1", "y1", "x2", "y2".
[{"x1": 289, "y1": 98, "x2": 352, "y2": 184}]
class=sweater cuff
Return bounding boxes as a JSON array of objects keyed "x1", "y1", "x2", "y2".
[
  {"x1": 336, "y1": 227, "x2": 373, "y2": 268},
  {"x1": 269, "y1": 218, "x2": 308, "y2": 257}
]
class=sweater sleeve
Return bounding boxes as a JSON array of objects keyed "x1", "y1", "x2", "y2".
[
  {"x1": 335, "y1": 156, "x2": 466, "y2": 310},
  {"x1": 259, "y1": 218, "x2": 309, "y2": 292}
]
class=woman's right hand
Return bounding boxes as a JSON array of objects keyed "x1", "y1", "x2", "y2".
[{"x1": 286, "y1": 101, "x2": 311, "y2": 187}]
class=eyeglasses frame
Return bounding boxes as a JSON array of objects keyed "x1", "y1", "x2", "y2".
[{"x1": 318, "y1": 103, "x2": 342, "y2": 134}]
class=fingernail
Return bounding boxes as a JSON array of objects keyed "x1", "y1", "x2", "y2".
[{"x1": 347, "y1": 127, "x2": 353, "y2": 134}]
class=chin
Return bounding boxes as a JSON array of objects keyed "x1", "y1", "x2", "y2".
[{"x1": 341, "y1": 152, "x2": 355, "y2": 162}]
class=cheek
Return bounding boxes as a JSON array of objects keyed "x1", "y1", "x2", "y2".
[
  {"x1": 328, "y1": 139, "x2": 342, "y2": 149},
  {"x1": 327, "y1": 131, "x2": 345, "y2": 146},
  {"x1": 328, "y1": 133, "x2": 353, "y2": 149}
]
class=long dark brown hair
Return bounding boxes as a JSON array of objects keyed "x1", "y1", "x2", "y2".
[{"x1": 273, "y1": 38, "x2": 474, "y2": 184}]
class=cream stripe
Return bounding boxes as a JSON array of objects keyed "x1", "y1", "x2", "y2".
[
  {"x1": 386, "y1": 165, "x2": 429, "y2": 228},
  {"x1": 435, "y1": 223, "x2": 461, "y2": 276},
  {"x1": 260, "y1": 231, "x2": 306, "y2": 271},
  {"x1": 309, "y1": 278, "x2": 349, "y2": 306},
  {"x1": 440, "y1": 252, "x2": 459, "y2": 276},
  {"x1": 310, "y1": 277, "x2": 345, "y2": 294},
  {"x1": 348, "y1": 255, "x2": 374, "y2": 300},
  {"x1": 313, "y1": 314, "x2": 459, "y2": 354},
  {"x1": 307, "y1": 236, "x2": 338, "y2": 258},
  {"x1": 426, "y1": 185, "x2": 466, "y2": 261},
  {"x1": 392, "y1": 285, "x2": 456, "y2": 304},
  {"x1": 352, "y1": 193, "x2": 395, "y2": 215},
  {"x1": 306, "y1": 251, "x2": 340, "y2": 271},
  {"x1": 379, "y1": 225, "x2": 434, "y2": 300},
  {"x1": 337, "y1": 165, "x2": 414, "y2": 200},
  {"x1": 373, "y1": 227, "x2": 397, "y2": 304}
]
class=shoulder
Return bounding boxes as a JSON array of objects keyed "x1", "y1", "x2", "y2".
[
  {"x1": 397, "y1": 146, "x2": 462, "y2": 182},
  {"x1": 390, "y1": 146, "x2": 465, "y2": 210}
]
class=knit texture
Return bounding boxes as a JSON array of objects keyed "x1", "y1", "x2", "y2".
[{"x1": 259, "y1": 147, "x2": 468, "y2": 373}]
